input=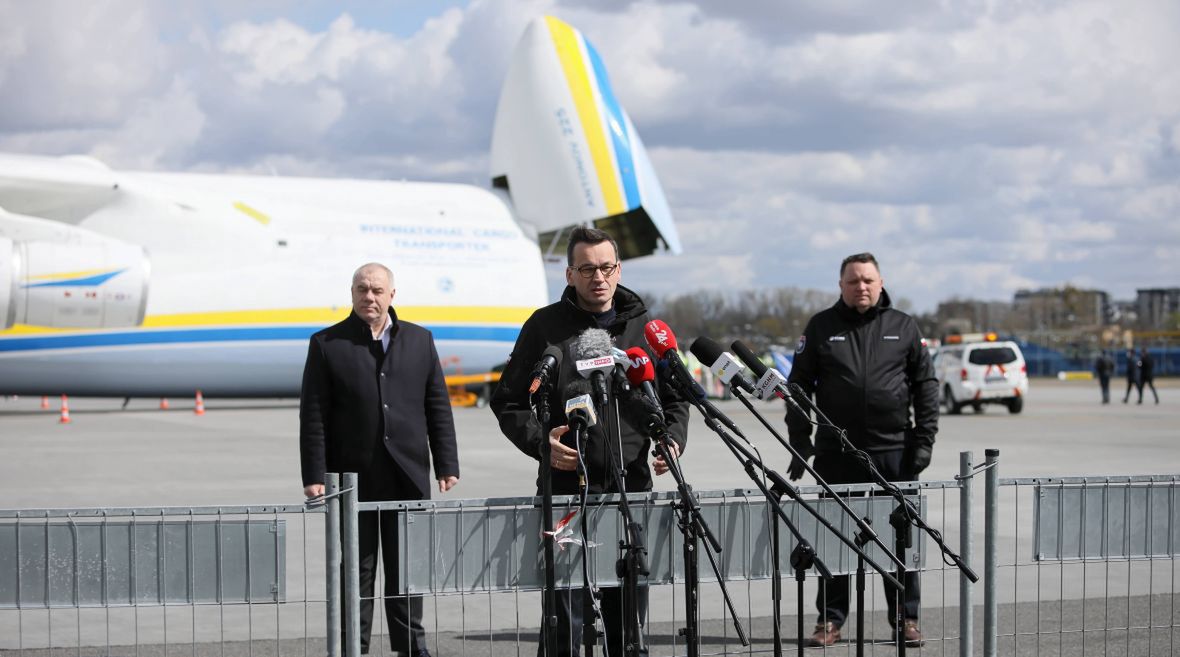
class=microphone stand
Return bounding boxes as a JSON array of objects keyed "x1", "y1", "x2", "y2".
[
  {"x1": 643, "y1": 416, "x2": 747, "y2": 657},
  {"x1": 668, "y1": 373, "x2": 912, "y2": 657},
  {"x1": 790, "y1": 388, "x2": 979, "y2": 655},
  {"x1": 531, "y1": 386, "x2": 559, "y2": 657},
  {"x1": 729, "y1": 387, "x2": 910, "y2": 655},
  {"x1": 598, "y1": 392, "x2": 648, "y2": 657},
  {"x1": 568, "y1": 419, "x2": 608, "y2": 657}
]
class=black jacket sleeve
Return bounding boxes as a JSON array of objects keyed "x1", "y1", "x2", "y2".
[
  {"x1": 784, "y1": 320, "x2": 818, "y2": 450},
  {"x1": 490, "y1": 316, "x2": 547, "y2": 460},
  {"x1": 424, "y1": 336, "x2": 460, "y2": 479},
  {"x1": 906, "y1": 323, "x2": 939, "y2": 449},
  {"x1": 299, "y1": 336, "x2": 331, "y2": 487},
  {"x1": 656, "y1": 360, "x2": 690, "y2": 453}
]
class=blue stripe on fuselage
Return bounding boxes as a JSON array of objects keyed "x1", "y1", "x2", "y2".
[
  {"x1": 0, "y1": 325, "x2": 521, "y2": 353},
  {"x1": 23, "y1": 270, "x2": 127, "y2": 288}
]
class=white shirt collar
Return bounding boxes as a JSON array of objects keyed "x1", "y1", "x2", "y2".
[{"x1": 378, "y1": 312, "x2": 393, "y2": 351}]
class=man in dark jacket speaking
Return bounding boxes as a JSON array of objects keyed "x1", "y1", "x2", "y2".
[
  {"x1": 786, "y1": 252, "x2": 938, "y2": 648},
  {"x1": 491, "y1": 226, "x2": 690, "y2": 657},
  {"x1": 301, "y1": 262, "x2": 460, "y2": 657}
]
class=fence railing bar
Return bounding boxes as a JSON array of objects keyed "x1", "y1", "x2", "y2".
[{"x1": 0, "y1": 504, "x2": 318, "y2": 518}]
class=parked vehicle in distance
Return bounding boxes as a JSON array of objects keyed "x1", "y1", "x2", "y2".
[{"x1": 934, "y1": 334, "x2": 1028, "y2": 414}]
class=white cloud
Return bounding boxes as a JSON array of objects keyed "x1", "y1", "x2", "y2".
[{"x1": 0, "y1": 0, "x2": 1177, "y2": 310}]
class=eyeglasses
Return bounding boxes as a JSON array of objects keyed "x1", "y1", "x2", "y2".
[{"x1": 570, "y1": 263, "x2": 619, "y2": 279}]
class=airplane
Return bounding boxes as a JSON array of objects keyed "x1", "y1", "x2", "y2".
[{"x1": 0, "y1": 16, "x2": 681, "y2": 398}]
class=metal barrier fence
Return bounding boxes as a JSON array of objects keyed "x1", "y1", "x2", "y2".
[
  {"x1": 983, "y1": 451, "x2": 1180, "y2": 657},
  {"x1": 338, "y1": 470, "x2": 973, "y2": 657},
  {"x1": 0, "y1": 498, "x2": 333, "y2": 657},
  {"x1": 2, "y1": 456, "x2": 1177, "y2": 657}
]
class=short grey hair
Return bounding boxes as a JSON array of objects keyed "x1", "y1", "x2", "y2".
[{"x1": 352, "y1": 262, "x2": 394, "y2": 287}]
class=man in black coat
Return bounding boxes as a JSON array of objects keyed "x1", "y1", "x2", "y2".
[
  {"x1": 1094, "y1": 350, "x2": 1115, "y2": 404},
  {"x1": 301, "y1": 263, "x2": 460, "y2": 657},
  {"x1": 1123, "y1": 347, "x2": 1141, "y2": 404},
  {"x1": 491, "y1": 227, "x2": 690, "y2": 657},
  {"x1": 1138, "y1": 347, "x2": 1159, "y2": 404},
  {"x1": 785, "y1": 252, "x2": 939, "y2": 648}
]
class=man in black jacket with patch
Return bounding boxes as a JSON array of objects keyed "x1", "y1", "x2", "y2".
[
  {"x1": 785, "y1": 252, "x2": 938, "y2": 648},
  {"x1": 301, "y1": 263, "x2": 460, "y2": 657},
  {"x1": 491, "y1": 227, "x2": 690, "y2": 657}
]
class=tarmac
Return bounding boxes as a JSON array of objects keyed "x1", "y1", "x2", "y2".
[{"x1": 1, "y1": 379, "x2": 1177, "y2": 656}]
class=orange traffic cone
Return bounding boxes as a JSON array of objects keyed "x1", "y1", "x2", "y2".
[
  {"x1": 159, "y1": 397, "x2": 170, "y2": 410},
  {"x1": 41, "y1": 395, "x2": 50, "y2": 410},
  {"x1": 59, "y1": 395, "x2": 71, "y2": 424},
  {"x1": 194, "y1": 390, "x2": 205, "y2": 416}
]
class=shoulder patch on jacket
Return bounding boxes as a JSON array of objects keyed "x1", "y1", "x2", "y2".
[{"x1": 795, "y1": 335, "x2": 806, "y2": 354}]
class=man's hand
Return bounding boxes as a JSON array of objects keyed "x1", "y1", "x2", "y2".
[
  {"x1": 789, "y1": 434, "x2": 815, "y2": 461},
  {"x1": 907, "y1": 445, "x2": 933, "y2": 478},
  {"x1": 787, "y1": 456, "x2": 809, "y2": 481},
  {"x1": 548, "y1": 426, "x2": 579, "y2": 471},
  {"x1": 652, "y1": 441, "x2": 681, "y2": 476},
  {"x1": 437, "y1": 476, "x2": 459, "y2": 493},
  {"x1": 304, "y1": 483, "x2": 325, "y2": 499}
]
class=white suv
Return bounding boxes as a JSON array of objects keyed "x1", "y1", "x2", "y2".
[{"x1": 935, "y1": 340, "x2": 1029, "y2": 414}]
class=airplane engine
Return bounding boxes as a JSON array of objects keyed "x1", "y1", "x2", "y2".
[{"x1": 0, "y1": 232, "x2": 150, "y2": 330}]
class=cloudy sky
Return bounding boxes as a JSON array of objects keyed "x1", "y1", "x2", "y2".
[{"x1": 2, "y1": 0, "x2": 1177, "y2": 311}]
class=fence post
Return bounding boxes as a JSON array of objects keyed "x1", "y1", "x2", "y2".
[
  {"x1": 326, "y1": 473, "x2": 341, "y2": 657},
  {"x1": 342, "y1": 472, "x2": 361, "y2": 657},
  {"x1": 983, "y1": 449, "x2": 999, "y2": 657},
  {"x1": 959, "y1": 451, "x2": 974, "y2": 657}
]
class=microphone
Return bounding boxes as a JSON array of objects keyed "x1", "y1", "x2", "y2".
[
  {"x1": 528, "y1": 344, "x2": 563, "y2": 395},
  {"x1": 611, "y1": 347, "x2": 632, "y2": 392},
  {"x1": 645, "y1": 319, "x2": 710, "y2": 401},
  {"x1": 571, "y1": 328, "x2": 614, "y2": 407},
  {"x1": 623, "y1": 347, "x2": 663, "y2": 419},
  {"x1": 731, "y1": 340, "x2": 808, "y2": 415},
  {"x1": 689, "y1": 336, "x2": 757, "y2": 395},
  {"x1": 562, "y1": 379, "x2": 597, "y2": 488},
  {"x1": 563, "y1": 379, "x2": 598, "y2": 431},
  {"x1": 616, "y1": 386, "x2": 669, "y2": 442}
]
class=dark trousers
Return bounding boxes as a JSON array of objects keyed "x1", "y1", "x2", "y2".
[
  {"x1": 541, "y1": 585, "x2": 649, "y2": 657},
  {"x1": 1139, "y1": 379, "x2": 1159, "y2": 404},
  {"x1": 1123, "y1": 379, "x2": 1138, "y2": 402},
  {"x1": 812, "y1": 450, "x2": 921, "y2": 628},
  {"x1": 1098, "y1": 375, "x2": 1111, "y2": 403},
  {"x1": 352, "y1": 469, "x2": 425, "y2": 655}
]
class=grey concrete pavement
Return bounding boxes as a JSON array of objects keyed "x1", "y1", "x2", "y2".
[{"x1": 1, "y1": 379, "x2": 1176, "y2": 655}]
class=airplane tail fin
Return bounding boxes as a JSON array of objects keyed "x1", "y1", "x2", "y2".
[{"x1": 490, "y1": 16, "x2": 681, "y2": 261}]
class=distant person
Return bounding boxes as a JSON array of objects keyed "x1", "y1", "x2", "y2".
[
  {"x1": 1138, "y1": 347, "x2": 1159, "y2": 404},
  {"x1": 785, "y1": 252, "x2": 939, "y2": 648},
  {"x1": 1094, "y1": 350, "x2": 1115, "y2": 404},
  {"x1": 1122, "y1": 348, "x2": 1141, "y2": 404},
  {"x1": 300, "y1": 262, "x2": 460, "y2": 657}
]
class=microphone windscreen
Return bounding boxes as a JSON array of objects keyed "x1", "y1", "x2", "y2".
[
  {"x1": 571, "y1": 328, "x2": 612, "y2": 361},
  {"x1": 542, "y1": 343, "x2": 564, "y2": 365},
  {"x1": 644, "y1": 319, "x2": 678, "y2": 357},
  {"x1": 689, "y1": 336, "x2": 724, "y2": 368},
  {"x1": 731, "y1": 340, "x2": 769, "y2": 377},
  {"x1": 623, "y1": 347, "x2": 656, "y2": 386},
  {"x1": 563, "y1": 377, "x2": 592, "y2": 399}
]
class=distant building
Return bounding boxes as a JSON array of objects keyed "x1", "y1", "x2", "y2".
[
  {"x1": 935, "y1": 298, "x2": 1012, "y2": 335},
  {"x1": 1135, "y1": 288, "x2": 1180, "y2": 329},
  {"x1": 1012, "y1": 286, "x2": 1110, "y2": 330}
]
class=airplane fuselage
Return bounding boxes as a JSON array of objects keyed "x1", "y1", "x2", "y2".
[{"x1": 0, "y1": 171, "x2": 546, "y2": 396}]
